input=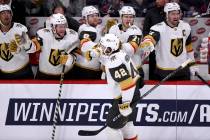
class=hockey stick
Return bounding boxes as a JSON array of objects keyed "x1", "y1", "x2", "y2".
[
  {"x1": 51, "y1": 64, "x2": 65, "y2": 140},
  {"x1": 78, "y1": 59, "x2": 195, "y2": 136},
  {"x1": 195, "y1": 72, "x2": 210, "y2": 88}
]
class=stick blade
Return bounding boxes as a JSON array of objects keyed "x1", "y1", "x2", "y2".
[{"x1": 78, "y1": 130, "x2": 99, "y2": 136}]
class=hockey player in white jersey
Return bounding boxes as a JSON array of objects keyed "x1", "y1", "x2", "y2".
[
  {"x1": 34, "y1": 13, "x2": 79, "y2": 79},
  {"x1": 0, "y1": 4, "x2": 38, "y2": 79},
  {"x1": 99, "y1": 34, "x2": 142, "y2": 140},
  {"x1": 109, "y1": 6, "x2": 144, "y2": 88},
  {"x1": 71, "y1": 5, "x2": 102, "y2": 79},
  {"x1": 140, "y1": 2, "x2": 198, "y2": 80}
]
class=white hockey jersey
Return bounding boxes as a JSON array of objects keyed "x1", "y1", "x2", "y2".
[
  {"x1": 149, "y1": 20, "x2": 193, "y2": 70},
  {"x1": 109, "y1": 24, "x2": 143, "y2": 68},
  {"x1": 37, "y1": 28, "x2": 79, "y2": 75},
  {"x1": 75, "y1": 24, "x2": 103, "y2": 70},
  {"x1": 0, "y1": 23, "x2": 36, "y2": 73},
  {"x1": 101, "y1": 50, "x2": 139, "y2": 100}
]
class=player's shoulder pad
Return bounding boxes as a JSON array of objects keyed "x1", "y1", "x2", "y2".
[
  {"x1": 109, "y1": 51, "x2": 130, "y2": 66},
  {"x1": 66, "y1": 28, "x2": 78, "y2": 36},
  {"x1": 108, "y1": 52, "x2": 131, "y2": 82},
  {"x1": 127, "y1": 25, "x2": 142, "y2": 35},
  {"x1": 37, "y1": 28, "x2": 51, "y2": 38},
  {"x1": 13, "y1": 22, "x2": 28, "y2": 32},
  {"x1": 179, "y1": 20, "x2": 191, "y2": 31},
  {"x1": 79, "y1": 24, "x2": 97, "y2": 33},
  {"x1": 151, "y1": 21, "x2": 164, "y2": 31},
  {"x1": 79, "y1": 24, "x2": 97, "y2": 41}
]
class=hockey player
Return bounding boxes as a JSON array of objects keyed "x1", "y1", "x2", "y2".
[
  {"x1": 71, "y1": 5, "x2": 102, "y2": 79},
  {"x1": 108, "y1": 6, "x2": 144, "y2": 88},
  {"x1": 99, "y1": 34, "x2": 141, "y2": 140},
  {"x1": 140, "y1": 2, "x2": 198, "y2": 80},
  {"x1": 34, "y1": 13, "x2": 79, "y2": 79},
  {"x1": 0, "y1": 4, "x2": 37, "y2": 79}
]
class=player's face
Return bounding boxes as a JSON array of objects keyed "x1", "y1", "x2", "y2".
[
  {"x1": 167, "y1": 10, "x2": 181, "y2": 27},
  {"x1": 55, "y1": 24, "x2": 66, "y2": 38},
  {"x1": 87, "y1": 13, "x2": 99, "y2": 27},
  {"x1": 0, "y1": 10, "x2": 12, "y2": 26},
  {"x1": 121, "y1": 14, "x2": 134, "y2": 28}
]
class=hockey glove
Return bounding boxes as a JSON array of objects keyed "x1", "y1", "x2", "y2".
[
  {"x1": 85, "y1": 47, "x2": 101, "y2": 61},
  {"x1": 60, "y1": 54, "x2": 68, "y2": 65},
  {"x1": 140, "y1": 39, "x2": 155, "y2": 59},
  {"x1": 15, "y1": 32, "x2": 32, "y2": 51},
  {"x1": 9, "y1": 40, "x2": 21, "y2": 53},
  {"x1": 15, "y1": 34, "x2": 23, "y2": 45},
  {"x1": 106, "y1": 100, "x2": 129, "y2": 129},
  {"x1": 118, "y1": 102, "x2": 132, "y2": 117}
]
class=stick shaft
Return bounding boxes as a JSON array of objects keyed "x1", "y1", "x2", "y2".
[
  {"x1": 195, "y1": 72, "x2": 210, "y2": 88},
  {"x1": 51, "y1": 65, "x2": 65, "y2": 140}
]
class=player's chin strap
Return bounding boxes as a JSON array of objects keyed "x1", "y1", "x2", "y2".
[
  {"x1": 195, "y1": 72, "x2": 210, "y2": 88},
  {"x1": 78, "y1": 59, "x2": 196, "y2": 136}
]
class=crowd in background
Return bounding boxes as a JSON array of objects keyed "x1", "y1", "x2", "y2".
[{"x1": 1, "y1": 0, "x2": 209, "y2": 20}]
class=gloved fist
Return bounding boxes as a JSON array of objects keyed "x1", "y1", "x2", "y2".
[
  {"x1": 15, "y1": 34, "x2": 23, "y2": 45},
  {"x1": 15, "y1": 32, "x2": 32, "y2": 50},
  {"x1": 140, "y1": 39, "x2": 154, "y2": 49},
  {"x1": 60, "y1": 54, "x2": 68, "y2": 64},
  {"x1": 140, "y1": 39, "x2": 155, "y2": 59},
  {"x1": 9, "y1": 40, "x2": 20, "y2": 53},
  {"x1": 118, "y1": 102, "x2": 132, "y2": 117},
  {"x1": 85, "y1": 48, "x2": 101, "y2": 61},
  {"x1": 190, "y1": 65, "x2": 199, "y2": 76}
]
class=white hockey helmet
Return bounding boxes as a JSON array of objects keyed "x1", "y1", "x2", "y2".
[
  {"x1": 0, "y1": 4, "x2": 12, "y2": 14},
  {"x1": 119, "y1": 6, "x2": 136, "y2": 17},
  {"x1": 99, "y1": 34, "x2": 120, "y2": 55},
  {"x1": 50, "y1": 13, "x2": 67, "y2": 26},
  {"x1": 82, "y1": 6, "x2": 99, "y2": 19},
  {"x1": 164, "y1": 2, "x2": 180, "y2": 15}
]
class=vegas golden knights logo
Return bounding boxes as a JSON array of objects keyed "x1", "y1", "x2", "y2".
[
  {"x1": 49, "y1": 49, "x2": 61, "y2": 66},
  {"x1": 170, "y1": 38, "x2": 183, "y2": 57},
  {"x1": 0, "y1": 43, "x2": 13, "y2": 61}
]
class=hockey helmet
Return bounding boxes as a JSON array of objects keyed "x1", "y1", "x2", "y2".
[
  {"x1": 164, "y1": 2, "x2": 180, "y2": 15},
  {"x1": 50, "y1": 13, "x2": 67, "y2": 26},
  {"x1": 119, "y1": 6, "x2": 135, "y2": 17},
  {"x1": 50, "y1": 13, "x2": 67, "y2": 38},
  {"x1": 0, "y1": 4, "x2": 12, "y2": 14},
  {"x1": 99, "y1": 34, "x2": 120, "y2": 55},
  {"x1": 82, "y1": 6, "x2": 99, "y2": 19}
]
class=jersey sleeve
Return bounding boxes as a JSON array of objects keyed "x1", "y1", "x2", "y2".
[
  {"x1": 118, "y1": 25, "x2": 142, "y2": 55},
  {"x1": 145, "y1": 24, "x2": 161, "y2": 45},
  {"x1": 31, "y1": 29, "x2": 47, "y2": 52},
  {"x1": 184, "y1": 23, "x2": 193, "y2": 53}
]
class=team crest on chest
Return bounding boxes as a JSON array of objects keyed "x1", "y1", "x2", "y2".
[
  {"x1": 170, "y1": 38, "x2": 183, "y2": 57},
  {"x1": 49, "y1": 49, "x2": 62, "y2": 66},
  {"x1": 0, "y1": 43, "x2": 13, "y2": 61}
]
